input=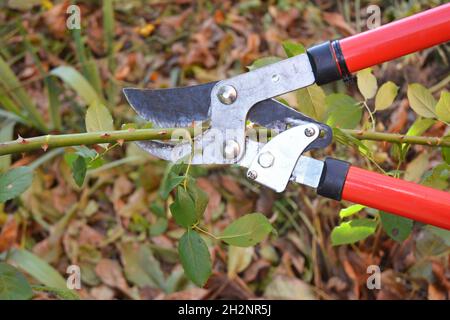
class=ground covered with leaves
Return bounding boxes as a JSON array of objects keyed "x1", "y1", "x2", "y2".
[{"x1": 0, "y1": 0, "x2": 449, "y2": 300}]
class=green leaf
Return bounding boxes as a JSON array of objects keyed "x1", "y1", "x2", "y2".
[
  {"x1": 357, "y1": 68, "x2": 378, "y2": 100},
  {"x1": 31, "y1": 285, "x2": 80, "y2": 300},
  {"x1": 339, "y1": 204, "x2": 366, "y2": 218},
  {"x1": 186, "y1": 178, "x2": 209, "y2": 219},
  {"x1": 170, "y1": 186, "x2": 198, "y2": 228},
  {"x1": 407, "y1": 83, "x2": 437, "y2": 118},
  {"x1": 435, "y1": 91, "x2": 450, "y2": 122},
  {"x1": 296, "y1": 84, "x2": 327, "y2": 121},
  {"x1": 421, "y1": 163, "x2": 450, "y2": 190},
  {"x1": 0, "y1": 56, "x2": 47, "y2": 131},
  {"x1": 178, "y1": 230, "x2": 212, "y2": 287},
  {"x1": 331, "y1": 218, "x2": 377, "y2": 246},
  {"x1": 396, "y1": 118, "x2": 436, "y2": 160},
  {"x1": 7, "y1": 249, "x2": 68, "y2": 290},
  {"x1": 379, "y1": 211, "x2": 413, "y2": 242},
  {"x1": 0, "y1": 263, "x2": 33, "y2": 300},
  {"x1": 85, "y1": 101, "x2": 114, "y2": 133},
  {"x1": 220, "y1": 213, "x2": 273, "y2": 247},
  {"x1": 375, "y1": 81, "x2": 398, "y2": 111},
  {"x1": 282, "y1": 41, "x2": 305, "y2": 57},
  {"x1": 149, "y1": 217, "x2": 168, "y2": 237},
  {"x1": 159, "y1": 161, "x2": 187, "y2": 200},
  {"x1": 0, "y1": 167, "x2": 33, "y2": 203},
  {"x1": 442, "y1": 147, "x2": 450, "y2": 165},
  {"x1": 247, "y1": 57, "x2": 282, "y2": 71},
  {"x1": 50, "y1": 66, "x2": 101, "y2": 106},
  {"x1": 326, "y1": 93, "x2": 362, "y2": 129},
  {"x1": 71, "y1": 156, "x2": 87, "y2": 187}
]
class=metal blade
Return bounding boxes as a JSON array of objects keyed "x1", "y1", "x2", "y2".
[
  {"x1": 132, "y1": 98, "x2": 332, "y2": 163},
  {"x1": 123, "y1": 82, "x2": 217, "y2": 127}
]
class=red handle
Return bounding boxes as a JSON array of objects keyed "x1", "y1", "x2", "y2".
[
  {"x1": 342, "y1": 166, "x2": 450, "y2": 230},
  {"x1": 339, "y1": 3, "x2": 450, "y2": 73}
]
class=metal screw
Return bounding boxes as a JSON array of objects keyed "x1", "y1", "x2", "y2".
[
  {"x1": 271, "y1": 74, "x2": 280, "y2": 83},
  {"x1": 224, "y1": 139, "x2": 240, "y2": 159},
  {"x1": 247, "y1": 170, "x2": 258, "y2": 180},
  {"x1": 304, "y1": 127, "x2": 316, "y2": 137},
  {"x1": 217, "y1": 85, "x2": 237, "y2": 105},
  {"x1": 258, "y1": 151, "x2": 275, "y2": 168}
]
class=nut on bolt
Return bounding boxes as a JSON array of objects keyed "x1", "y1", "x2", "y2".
[
  {"x1": 304, "y1": 127, "x2": 316, "y2": 137},
  {"x1": 217, "y1": 85, "x2": 237, "y2": 105},
  {"x1": 247, "y1": 170, "x2": 258, "y2": 180}
]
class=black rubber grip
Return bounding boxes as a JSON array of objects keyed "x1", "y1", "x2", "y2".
[
  {"x1": 306, "y1": 41, "x2": 342, "y2": 85},
  {"x1": 316, "y1": 158, "x2": 351, "y2": 201}
]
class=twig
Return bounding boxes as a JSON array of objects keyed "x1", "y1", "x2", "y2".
[{"x1": 0, "y1": 127, "x2": 449, "y2": 157}]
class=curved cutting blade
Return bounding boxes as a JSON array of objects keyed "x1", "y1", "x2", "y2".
[{"x1": 123, "y1": 82, "x2": 217, "y2": 127}]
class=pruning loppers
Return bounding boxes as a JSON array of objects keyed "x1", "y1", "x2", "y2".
[{"x1": 124, "y1": 4, "x2": 450, "y2": 230}]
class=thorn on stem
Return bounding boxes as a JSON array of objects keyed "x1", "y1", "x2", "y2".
[{"x1": 17, "y1": 135, "x2": 28, "y2": 144}]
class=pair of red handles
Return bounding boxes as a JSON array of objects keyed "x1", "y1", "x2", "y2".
[{"x1": 327, "y1": 4, "x2": 450, "y2": 229}]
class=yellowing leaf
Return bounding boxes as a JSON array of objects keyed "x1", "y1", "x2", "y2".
[
  {"x1": 85, "y1": 101, "x2": 114, "y2": 133},
  {"x1": 407, "y1": 83, "x2": 437, "y2": 118},
  {"x1": 404, "y1": 153, "x2": 429, "y2": 182},
  {"x1": 375, "y1": 81, "x2": 398, "y2": 111},
  {"x1": 357, "y1": 68, "x2": 377, "y2": 100},
  {"x1": 296, "y1": 84, "x2": 327, "y2": 121},
  {"x1": 227, "y1": 246, "x2": 254, "y2": 279},
  {"x1": 435, "y1": 91, "x2": 450, "y2": 122}
]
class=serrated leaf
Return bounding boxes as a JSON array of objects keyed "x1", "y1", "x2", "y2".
[
  {"x1": 178, "y1": 230, "x2": 212, "y2": 287},
  {"x1": 331, "y1": 218, "x2": 377, "y2": 246},
  {"x1": 247, "y1": 57, "x2": 282, "y2": 71},
  {"x1": 220, "y1": 213, "x2": 273, "y2": 247},
  {"x1": 71, "y1": 155, "x2": 87, "y2": 187},
  {"x1": 339, "y1": 204, "x2": 366, "y2": 218},
  {"x1": 282, "y1": 41, "x2": 305, "y2": 57},
  {"x1": 170, "y1": 186, "x2": 197, "y2": 227},
  {"x1": 296, "y1": 84, "x2": 327, "y2": 121},
  {"x1": 326, "y1": 93, "x2": 362, "y2": 129},
  {"x1": 407, "y1": 83, "x2": 437, "y2": 118},
  {"x1": 85, "y1": 101, "x2": 114, "y2": 133},
  {"x1": 375, "y1": 81, "x2": 398, "y2": 111},
  {"x1": 435, "y1": 91, "x2": 450, "y2": 122},
  {"x1": 50, "y1": 66, "x2": 101, "y2": 106},
  {"x1": 357, "y1": 68, "x2": 378, "y2": 100},
  {"x1": 379, "y1": 211, "x2": 413, "y2": 242},
  {"x1": 0, "y1": 263, "x2": 33, "y2": 300},
  {"x1": 0, "y1": 167, "x2": 33, "y2": 203}
]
